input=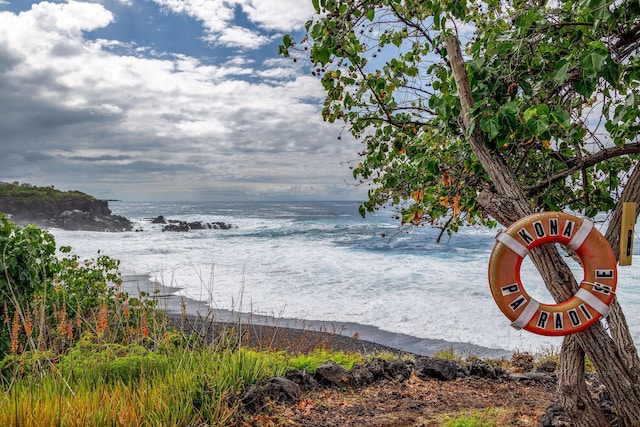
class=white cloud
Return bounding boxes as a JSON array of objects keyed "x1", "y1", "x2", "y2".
[
  {"x1": 0, "y1": 1, "x2": 363, "y2": 201},
  {"x1": 211, "y1": 24, "x2": 270, "y2": 49},
  {"x1": 152, "y1": 0, "x2": 314, "y2": 49},
  {"x1": 239, "y1": 0, "x2": 315, "y2": 31}
]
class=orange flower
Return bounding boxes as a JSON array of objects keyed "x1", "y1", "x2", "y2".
[
  {"x1": 97, "y1": 301, "x2": 109, "y2": 336},
  {"x1": 11, "y1": 310, "x2": 20, "y2": 354}
]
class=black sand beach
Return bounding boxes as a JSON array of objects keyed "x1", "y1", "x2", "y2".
[{"x1": 120, "y1": 275, "x2": 512, "y2": 359}]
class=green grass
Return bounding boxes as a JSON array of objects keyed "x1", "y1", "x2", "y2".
[
  {"x1": 437, "y1": 408, "x2": 507, "y2": 427},
  {"x1": 0, "y1": 311, "x2": 365, "y2": 426}
]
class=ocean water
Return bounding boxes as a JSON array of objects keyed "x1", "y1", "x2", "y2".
[{"x1": 48, "y1": 201, "x2": 640, "y2": 354}]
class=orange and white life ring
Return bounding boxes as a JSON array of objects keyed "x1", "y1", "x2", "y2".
[{"x1": 488, "y1": 212, "x2": 617, "y2": 336}]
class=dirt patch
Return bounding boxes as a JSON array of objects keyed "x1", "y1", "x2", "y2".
[{"x1": 243, "y1": 371, "x2": 555, "y2": 426}]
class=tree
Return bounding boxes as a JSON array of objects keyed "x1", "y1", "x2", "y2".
[{"x1": 281, "y1": 0, "x2": 640, "y2": 424}]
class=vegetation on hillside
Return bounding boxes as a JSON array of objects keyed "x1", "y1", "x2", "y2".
[{"x1": 0, "y1": 182, "x2": 93, "y2": 201}]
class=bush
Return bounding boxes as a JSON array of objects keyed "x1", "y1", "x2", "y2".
[
  {"x1": 0, "y1": 215, "x2": 58, "y2": 356},
  {"x1": 0, "y1": 216, "x2": 155, "y2": 359}
]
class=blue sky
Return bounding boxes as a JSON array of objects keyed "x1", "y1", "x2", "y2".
[{"x1": 0, "y1": 0, "x2": 365, "y2": 201}]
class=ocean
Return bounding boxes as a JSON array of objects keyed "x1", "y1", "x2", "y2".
[{"x1": 48, "y1": 201, "x2": 640, "y2": 357}]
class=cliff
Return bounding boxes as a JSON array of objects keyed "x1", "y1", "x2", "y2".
[{"x1": 0, "y1": 183, "x2": 132, "y2": 231}]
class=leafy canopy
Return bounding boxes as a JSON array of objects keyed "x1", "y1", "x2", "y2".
[{"x1": 281, "y1": 0, "x2": 640, "y2": 233}]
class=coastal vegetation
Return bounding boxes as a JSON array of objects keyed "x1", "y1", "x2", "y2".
[
  {"x1": 0, "y1": 181, "x2": 93, "y2": 201},
  {"x1": 280, "y1": 0, "x2": 640, "y2": 424}
]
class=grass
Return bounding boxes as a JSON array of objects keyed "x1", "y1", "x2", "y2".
[
  {"x1": 0, "y1": 278, "x2": 368, "y2": 427},
  {"x1": 436, "y1": 408, "x2": 504, "y2": 427}
]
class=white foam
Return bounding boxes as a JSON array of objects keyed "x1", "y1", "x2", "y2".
[{"x1": 48, "y1": 202, "x2": 640, "y2": 354}]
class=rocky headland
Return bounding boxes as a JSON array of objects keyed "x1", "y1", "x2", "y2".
[{"x1": 0, "y1": 182, "x2": 132, "y2": 232}]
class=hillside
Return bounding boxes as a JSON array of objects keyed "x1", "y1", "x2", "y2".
[{"x1": 0, "y1": 182, "x2": 132, "y2": 231}]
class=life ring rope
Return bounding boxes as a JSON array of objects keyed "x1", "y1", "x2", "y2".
[{"x1": 488, "y1": 212, "x2": 617, "y2": 336}]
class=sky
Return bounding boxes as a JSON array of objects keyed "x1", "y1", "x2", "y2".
[{"x1": 0, "y1": 0, "x2": 366, "y2": 201}]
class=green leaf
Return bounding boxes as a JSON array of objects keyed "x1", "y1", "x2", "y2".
[
  {"x1": 602, "y1": 62, "x2": 620, "y2": 87},
  {"x1": 551, "y1": 109, "x2": 571, "y2": 128},
  {"x1": 579, "y1": 50, "x2": 607, "y2": 74},
  {"x1": 365, "y1": 9, "x2": 375, "y2": 21},
  {"x1": 537, "y1": 104, "x2": 550, "y2": 116},
  {"x1": 553, "y1": 60, "x2": 571, "y2": 84},
  {"x1": 314, "y1": 47, "x2": 331, "y2": 65},
  {"x1": 480, "y1": 115, "x2": 500, "y2": 140},
  {"x1": 625, "y1": 91, "x2": 636, "y2": 107},
  {"x1": 523, "y1": 106, "x2": 538, "y2": 122},
  {"x1": 574, "y1": 75, "x2": 597, "y2": 97},
  {"x1": 312, "y1": 0, "x2": 320, "y2": 13},
  {"x1": 527, "y1": 115, "x2": 549, "y2": 136}
]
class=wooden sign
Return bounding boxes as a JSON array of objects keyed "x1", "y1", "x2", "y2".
[{"x1": 619, "y1": 202, "x2": 637, "y2": 266}]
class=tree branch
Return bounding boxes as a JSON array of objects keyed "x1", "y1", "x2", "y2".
[{"x1": 524, "y1": 143, "x2": 640, "y2": 194}]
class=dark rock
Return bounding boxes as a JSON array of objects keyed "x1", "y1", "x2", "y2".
[
  {"x1": 314, "y1": 360, "x2": 349, "y2": 387},
  {"x1": 509, "y1": 372, "x2": 555, "y2": 384},
  {"x1": 346, "y1": 359, "x2": 412, "y2": 387},
  {"x1": 540, "y1": 402, "x2": 571, "y2": 427},
  {"x1": 0, "y1": 190, "x2": 133, "y2": 232},
  {"x1": 413, "y1": 356, "x2": 461, "y2": 381},
  {"x1": 241, "y1": 377, "x2": 301, "y2": 413},
  {"x1": 388, "y1": 359, "x2": 412, "y2": 381},
  {"x1": 467, "y1": 361, "x2": 506, "y2": 379},
  {"x1": 161, "y1": 220, "x2": 234, "y2": 232},
  {"x1": 151, "y1": 215, "x2": 167, "y2": 224},
  {"x1": 347, "y1": 363, "x2": 376, "y2": 387},
  {"x1": 284, "y1": 369, "x2": 319, "y2": 392},
  {"x1": 536, "y1": 360, "x2": 558, "y2": 373},
  {"x1": 162, "y1": 222, "x2": 190, "y2": 232},
  {"x1": 364, "y1": 358, "x2": 392, "y2": 381}
]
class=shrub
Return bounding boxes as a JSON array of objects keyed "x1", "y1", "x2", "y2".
[
  {"x1": 0, "y1": 215, "x2": 57, "y2": 356},
  {"x1": 0, "y1": 216, "x2": 156, "y2": 358}
]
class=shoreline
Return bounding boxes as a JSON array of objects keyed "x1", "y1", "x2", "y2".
[{"x1": 120, "y1": 274, "x2": 512, "y2": 359}]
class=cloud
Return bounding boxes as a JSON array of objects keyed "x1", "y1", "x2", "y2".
[
  {"x1": 0, "y1": 1, "x2": 364, "y2": 201},
  {"x1": 152, "y1": 0, "x2": 314, "y2": 49}
]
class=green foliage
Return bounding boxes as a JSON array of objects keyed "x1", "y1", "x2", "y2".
[
  {"x1": 433, "y1": 346, "x2": 462, "y2": 362},
  {"x1": 286, "y1": 349, "x2": 364, "y2": 373},
  {"x1": 0, "y1": 216, "x2": 154, "y2": 359},
  {"x1": 59, "y1": 338, "x2": 169, "y2": 384},
  {"x1": 0, "y1": 215, "x2": 58, "y2": 355},
  {"x1": 0, "y1": 182, "x2": 92, "y2": 201},
  {"x1": 440, "y1": 410, "x2": 498, "y2": 427},
  {"x1": 0, "y1": 349, "x2": 55, "y2": 379},
  {"x1": 248, "y1": 348, "x2": 364, "y2": 374},
  {"x1": 281, "y1": 0, "x2": 640, "y2": 232}
]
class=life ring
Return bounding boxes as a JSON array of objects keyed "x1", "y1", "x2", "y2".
[{"x1": 488, "y1": 212, "x2": 617, "y2": 336}]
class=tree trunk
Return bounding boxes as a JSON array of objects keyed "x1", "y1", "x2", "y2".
[
  {"x1": 604, "y1": 164, "x2": 640, "y2": 381},
  {"x1": 558, "y1": 335, "x2": 610, "y2": 426},
  {"x1": 444, "y1": 35, "x2": 640, "y2": 426}
]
